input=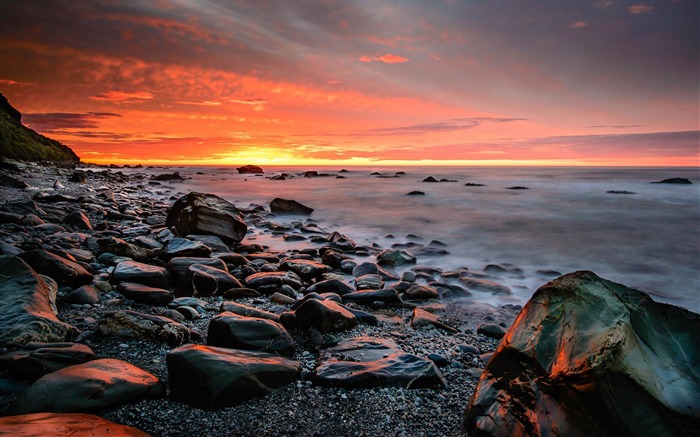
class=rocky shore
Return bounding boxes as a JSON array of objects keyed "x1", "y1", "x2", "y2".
[
  {"x1": 0, "y1": 162, "x2": 518, "y2": 436},
  {"x1": 1, "y1": 162, "x2": 698, "y2": 437}
]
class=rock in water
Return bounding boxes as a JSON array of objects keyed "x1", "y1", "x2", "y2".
[
  {"x1": 167, "y1": 344, "x2": 300, "y2": 410},
  {"x1": 166, "y1": 192, "x2": 247, "y2": 244},
  {"x1": 0, "y1": 257, "x2": 79, "y2": 345},
  {"x1": 270, "y1": 198, "x2": 314, "y2": 215},
  {"x1": 464, "y1": 270, "x2": 700, "y2": 437},
  {"x1": 0, "y1": 413, "x2": 150, "y2": 436},
  {"x1": 236, "y1": 164, "x2": 264, "y2": 174},
  {"x1": 651, "y1": 177, "x2": 692, "y2": 184}
]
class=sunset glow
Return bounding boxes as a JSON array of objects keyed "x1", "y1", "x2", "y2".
[{"x1": 1, "y1": 1, "x2": 698, "y2": 166}]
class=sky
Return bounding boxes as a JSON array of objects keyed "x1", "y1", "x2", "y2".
[{"x1": 1, "y1": 0, "x2": 698, "y2": 166}]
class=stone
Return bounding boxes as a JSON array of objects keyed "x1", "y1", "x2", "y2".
[
  {"x1": 222, "y1": 287, "x2": 261, "y2": 299},
  {"x1": 237, "y1": 164, "x2": 264, "y2": 174},
  {"x1": 187, "y1": 234, "x2": 229, "y2": 252},
  {"x1": 377, "y1": 249, "x2": 417, "y2": 266},
  {"x1": 0, "y1": 413, "x2": 150, "y2": 436},
  {"x1": 0, "y1": 342, "x2": 96, "y2": 380},
  {"x1": 407, "y1": 191, "x2": 425, "y2": 195},
  {"x1": 161, "y1": 237, "x2": 212, "y2": 261},
  {"x1": 313, "y1": 337, "x2": 446, "y2": 389},
  {"x1": 281, "y1": 258, "x2": 331, "y2": 281},
  {"x1": 220, "y1": 301, "x2": 281, "y2": 322},
  {"x1": 353, "y1": 262, "x2": 399, "y2": 280},
  {"x1": 270, "y1": 198, "x2": 314, "y2": 215},
  {"x1": 305, "y1": 279, "x2": 355, "y2": 296},
  {"x1": 208, "y1": 312, "x2": 295, "y2": 356},
  {"x1": 18, "y1": 250, "x2": 93, "y2": 288},
  {"x1": 404, "y1": 284, "x2": 440, "y2": 300},
  {"x1": 295, "y1": 298, "x2": 357, "y2": 333},
  {"x1": 7, "y1": 359, "x2": 162, "y2": 414},
  {"x1": 476, "y1": 323, "x2": 507, "y2": 339},
  {"x1": 326, "y1": 231, "x2": 356, "y2": 250},
  {"x1": 166, "y1": 192, "x2": 247, "y2": 244},
  {"x1": 0, "y1": 257, "x2": 79, "y2": 345},
  {"x1": 423, "y1": 176, "x2": 439, "y2": 182},
  {"x1": 411, "y1": 308, "x2": 458, "y2": 333},
  {"x1": 62, "y1": 284, "x2": 100, "y2": 304},
  {"x1": 355, "y1": 274, "x2": 384, "y2": 290},
  {"x1": 459, "y1": 276, "x2": 512, "y2": 294},
  {"x1": 0, "y1": 172, "x2": 29, "y2": 188},
  {"x1": 245, "y1": 271, "x2": 303, "y2": 291},
  {"x1": 97, "y1": 310, "x2": 199, "y2": 346},
  {"x1": 270, "y1": 292, "x2": 296, "y2": 305},
  {"x1": 175, "y1": 264, "x2": 242, "y2": 297},
  {"x1": 112, "y1": 261, "x2": 172, "y2": 289},
  {"x1": 651, "y1": 177, "x2": 692, "y2": 184},
  {"x1": 343, "y1": 288, "x2": 402, "y2": 305},
  {"x1": 167, "y1": 344, "x2": 300, "y2": 410},
  {"x1": 464, "y1": 271, "x2": 700, "y2": 437},
  {"x1": 63, "y1": 211, "x2": 92, "y2": 230},
  {"x1": 98, "y1": 240, "x2": 154, "y2": 263},
  {"x1": 116, "y1": 282, "x2": 174, "y2": 306},
  {"x1": 167, "y1": 256, "x2": 227, "y2": 279},
  {"x1": 153, "y1": 171, "x2": 184, "y2": 181},
  {"x1": 69, "y1": 171, "x2": 88, "y2": 183}
]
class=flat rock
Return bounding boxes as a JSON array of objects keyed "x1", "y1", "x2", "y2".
[
  {"x1": 116, "y1": 282, "x2": 174, "y2": 306},
  {"x1": 112, "y1": 260, "x2": 172, "y2": 289},
  {"x1": 167, "y1": 344, "x2": 300, "y2": 410},
  {"x1": 281, "y1": 258, "x2": 331, "y2": 281},
  {"x1": 270, "y1": 198, "x2": 314, "y2": 215},
  {"x1": 459, "y1": 276, "x2": 512, "y2": 294},
  {"x1": 167, "y1": 256, "x2": 228, "y2": 279},
  {"x1": 7, "y1": 358, "x2": 162, "y2": 414},
  {"x1": 208, "y1": 312, "x2": 295, "y2": 356},
  {"x1": 161, "y1": 237, "x2": 212, "y2": 261},
  {"x1": 0, "y1": 413, "x2": 150, "y2": 436},
  {"x1": 0, "y1": 257, "x2": 79, "y2": 345},
  {"x1": 314, "y1": 337, "x2": 446, "y2": 389},
  {"x1": 343, "y1": 288, "x2": 402, "y2": 305},
  {"x1": 305, "y1": 279, "x2": 355, "y2": 296},
  {"x1": 166, "y1": 192, "x2": 247, "y2": 244},
  {"x1": 377, "y1": 249, "x2": 417, "y2": 266},
  {"x1": 464, "y1": 271, "x2": 700, "y2": 437},
  {"x1": 404, "y1": 284, "x2": 440, "y2": 300},
  {"x1": 18, "y1": 250, "x2": 93, "y2": 288},
  {"x1": 175, "y1": 263, "x2": 241, "y2": 297},
  {"x1": 97, "y1": 310, "x2": 199, "y2": 346},
  {"x1": 411, "y1": 308, "x2": 458, "y2": 333},
  {"x1": 651, "y1": 177, "x2": 692, "y2": 184},
  {"x1": 220, "y1": 301, "x2": 280, "y2": 322},
  {"x1": 0, "y1": 342, "x2": 96, "y2": 380},
  {"x1": 245, "y1": 271, "x2": 303, "y2": 291},
  {"x1": 294, "y1": 298, "x2": 357, "y2": 333}
]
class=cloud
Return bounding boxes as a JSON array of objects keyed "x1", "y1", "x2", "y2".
[
  {"x1": 0, "y1": 79, "x2": 36, "y2": 86},
  {"x1": 358, "y1": 53, "x2": 409, "y2": 64},
  {"x1": 90, "y1": 91, "x2": 154, "y2": 104},
  {"x1": 586, "y1": 124, "x2": 644, "y2": 129},
  {"x1": 175, "y1": 100, "x2": 222, "y2": 107},
  {"x1": 353, "y1": 117, "x2": 526, "y2": 136},
  {"x1": 628, "y1": 3, "x2": 653, "y2": 14},
  {"x1": 228, "y1": 98, "x2": 268, "y2": 111},
  {"x1": 23, "y1": 112, "x2": 122, "y2": 131},
  {"x1": 594, "y1": 1, "x2": 614, "y2": 10},
  {"x1": 570, "y1": 22, "x2": 588, "y2": 29}
]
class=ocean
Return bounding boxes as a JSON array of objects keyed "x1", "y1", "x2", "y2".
[{"x1": 142, "y1": 166, "x2": 700, "y2": 313}]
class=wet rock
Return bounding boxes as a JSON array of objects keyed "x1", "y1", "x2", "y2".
[
  {"x1": 423, "y1": 176, "x2": 439, "y2": 182},
  {"x1": 187, "y1": 234, "x2": 229, "y2": 252},
  {"x1": 0, "y1": 257, "x2": 79, "y2": 345},
  {"x1": 68, "y1": 171, "x2": 87, "y2": 183},
  {"x1": 153, "y1": 172, "x2": 184, "y2": 181},
  {"x1": 166, "y1": 192, "x2": 247, "y2": 244},
  {"x1": 355, "y1": 274, "x2": 384, "y2": 290},
  {"x1": 62, "y1": 284, "x2": 100, "y2": 304},
  {"x1": 404, "y1": 284, "x2": 440, "y2": 300},
  {"x1": 305, "y1": 278, "x2": 355, "y2": 296},
  {"x1": 116, "y1": 282, "x2": 174, "y2": 306},
  {"x1": 411, "y1": 308, "x2": 458, "y2": 333},
  {"x1": 0, "y1": 172, "x2": 29, "y2": 188},
  {"x1": 377, "y1": 249, "x2": 417, "y2": 267},
  {"x1": 97, "y1": 310, "x2": 199, "y2": 346},
  {"x1": 112, "y1": 261, "x2": 172, "y2": 289},
  {"x1": 167, "y1": 344, "x2": 300, "y2": 410},
  {"x1": 459, "y1": 276, "x2": 512, "y2": 294},
  {"x1": 465, "y1": 183, "x2": 486, "y2": 187},
  {"x1": 295, "y1": 298, "x2": 358, "y2": 333},
  {"x1": 281, "y1": 258, "x2": 331, "y2": 281},
  {"x1": 0, "y1": 342, "x2": 96, "y2": 380},
  {"x1": 407, "y1": 191, "x2": 425, "y2": 196},
  {"x1": 606, "y1": 190, "x2": 635, "y2": 195},
  {"x1": 220, "y1": 301, "x2": 280, "y2": 322},
  {"x1": 167, "y1": 256, "x2": 227, "y2": 279},
  {"x1": 208, "y1": 312, "x2": 295, "y2": 356},
  {"x1": 98, "y1": 240, "x2": 154, "y2": 263},
  {"x1": 270, "y1": 198, "x2": 314, "y2": 215},
  {"x1": 476, "y1": 323, "x2": 506, "y2": 339},
  {"x1": 237, "y1": 164, "x2": 264, "y2": 174},
  {"x1": 0, "y1": 413, "x2": 150, "y2": 436},
  {"x1": 63, "y1": 211, "x2": 92, "y2": 230},
  {"x1": 245, "y1": 271, "x2": 303, "y2": 291},
  {"x1": 161, "y1": 238, "x2": 212, "y2": 261},
  {"x1": 176, "y1": 264, "x2": 242, "y2": 297},
  {"x1": 353, "y1": 262, "x2": 399, "y2": 280},
  {"x1": 464, "y1": 271, "x2": 700, "y2": 437},
  {"x1": 343, "y1": 288, "x2": 402, "y2": 305},
  {"x1": 19, "y1": 250, "x2": 93, "y2": 288},
  {"x1": 651, "y1": 177, "x2": 692, "y2": 184},
  {"x1": 7, "y1": 358, "x2": 162, "y2": 414},
  {"x1": 326, "y1": 231, "x2": 356, "y2": 250},
  {"x1": 313, "y1": 337, "x2": 446, "y2": 389},
  {"x1": 222, "y1": 287, "x2": 261, "y2": 299},
  {"x1": 506, "y1": 186, "x2": 529, "y2": 190}
]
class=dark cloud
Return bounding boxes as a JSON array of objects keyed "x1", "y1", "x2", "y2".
[
  {"x1": 23, "y1": 112, "x2": 122, "y2": 131},
  {"x1": 354, "y1": 117, "x2": 527, "y2": 136}
]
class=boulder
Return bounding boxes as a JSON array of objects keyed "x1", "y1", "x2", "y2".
[
  {"x1": 69, "y1": 171, "x2": 87, "y2": 183},
  {"x1": 237, "y1": 164, "x2": 264, "y2": 174},
  {"x1": 377, "y1": 249, "x2": 417, "y2": 266},
  {"x1": 161, "y1": 238, "x2": 212, "y2": 261},
  {"x1": 404, "y1": 284, "x2": 440, "y2": 300},
  {"x1": 0, "y1": 257, "x2": 79, "y2": 345},
  {"x1": 355, "y1": 274, "x2": 384, "y2": 290},
  {"x1": 343, "y1": 288, "x2": 402, "y2": 305},
  {"x1": 97, "y1": 240, "x2": 154, "y2": 263},
  {"x1": 651, "y1": 177, "x2": 692, "y2": 184},
  {"x1": 305, "y1": 279, "x2": 355, "y2": 296},
  {"x1": 294, "y1": 298, "x2": 357, "y2": 333},
  {"x1": 0, "y1": 413, "x2": 150, "y2": 437},
  {"x1": 280, "y1": 258, "x2": 331, "y2": 281},
  {"x1": 167, "y1": 344, "x2": 300, "y2": 410},
  {"x1": 464, "y1": 271, "x2": 700, "y2": 437},
  {"x1": 175, "y1": 264, "x2": 241, "y2": 297},
  {"x1": 0, "y1": 172, "x2": 29, "y2": 188},
  {"x1": 62, "y1": 284, "x2": 100, "y2": 304},
  {"x1": 459, "y1": 276, "x2": 512, "y2": 294},
  {"x1": 411, "y1": 308, "x2": 458, "y2": 333},
  {"x1": 7, "y1": 359, "x2": 162, "y2": 414},
  {"x1": 245, "y1": 271, "x2": 303, "y2": 291},
  {"x1": 112, "y1": 261, "x2": 172, "y2": 289},
  {"x1": 97, "y1": 310, "x2": 199, "y2": 346},
  {"x1": 0, "y1": 342, "x2": 96, "y2": 380},
  {"x1": 167, "y1": 256, "x2": 227, "y2": 279},
  {"x1": 326, "y1": 231, "x2": 356, "y2": 250},
  {"x1": 270, "y1": 198, "x2": 314, "y2": 215},
  {"x1": 166, "y1": 192, "x2": 247, "y2": 244},
  {"x1": 314, "y1": 337, "x2": 446, "y2": 389},
  {"x1": 116, "y1": 282, "x2": 174, "y2": 306},
  {"x1": 62, "y1": 211, "x2": 92, "y2": 230},
  {"x1": 18, "y1": 250, "x2": 93, "y2": 288},
  {"x1": 208, "y1": 312, "x2": 295, "y2": 356}
]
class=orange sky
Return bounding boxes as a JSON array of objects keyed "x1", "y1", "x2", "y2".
[{"x1": 1, "y1": 1, "x2": 698, "y2": 166}]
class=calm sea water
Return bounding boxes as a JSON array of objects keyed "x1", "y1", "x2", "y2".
[{"x1": 147, "y1": 166, "x2": 699, "y2": 312}]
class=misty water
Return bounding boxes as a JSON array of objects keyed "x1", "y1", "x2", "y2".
[{"x1": 150, "y1": 166, "x2": 699, "y2": 312}]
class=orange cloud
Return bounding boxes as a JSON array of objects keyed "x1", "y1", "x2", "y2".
[
  {"x1": 570, "y1": 22, "x2": 588, "y2": 29},
  {"x1": 628, "y1": 3, "x2": 653, "y2": 14},
  {"x1": 358, "y1": 54, "x2": 410, "y2": 64},
  {"x1": 90, "y1": 90, "x2": 155, "y2": 104}
]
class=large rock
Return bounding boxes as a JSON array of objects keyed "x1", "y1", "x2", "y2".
[
  {"x1": 207, "y1": 312, "x2": 295, "y2": 356},
  {"x1": 0, "y1": 257, "x2": 79, "y2": 345},
  {"x1": 294, "y1": 298, "x2": 357, "y2": 333},
  {"x1": 167, "y1": 344, "x2": 300, "y2": 410},
  {"x1": 219, "y1": 301, "x2": 281, "y2": 322},
  {"x1": 175, "y1": 264, "x2": 242, "y2": 297},
  {"x1": 280, "y1": 258, "x2": 331, "y2": 281},
  {"x1": 167, "y1": 256, "x2": 228, "y2": 279},
  {"x1": 376, "y1": 249, "x2": 417, "y2": 267},
  {"x1": 459, "y1": 276, "x2": 512, "y2": 295},
  {"x1": 464, "y1": 271, "x2": 700, "y2": 437},
  {"x1": 116, "y1": 282, "x2": 174, "y2": 306},
  {"x1": 245, "y1": 271, "x2": 303, "y2": 291},
  {"x1": 112, "y1": 261, "x2": 172, "y2": 289},
  {"x1": 7, "y1": 358, "x2": 162, "y2": 414},
  {"x1": 18, "y1": 250, "x2": 93, "y2": 288},
  {"x1": 0, "y1": 413, "x2": 150, "y2": 436},
  {"x1": 270, "y1": 198, "x2": 314, "y2": 215},
  {"x1": 314, "y1": 337, "x2": 446, "y2": 389},
  {"x1": 0, "y1": 342, "x2": 96, "y2": 380},
  {"x1": 237, "y1": 164, "x2": 264, "y2": 174},
  {"x1": 161, "y1": 237, "x2": 212, "y2": 261},
  {"x1": 97, "y1": 311, "x2": 199, "y2": 346},
  {"x1": 166, "y1": 192, "x2": 247, "y2": 244}
]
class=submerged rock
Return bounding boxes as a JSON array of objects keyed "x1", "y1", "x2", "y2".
[
  {"x1": 270, "y1": 198, "x2": 314, "y2": 215},
  {"x1": 464, "y1": 271, "x2": 700, "y2": 437},
  {"x1": 651, "y1": 177, "x2": 692, "y2": 184}
]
